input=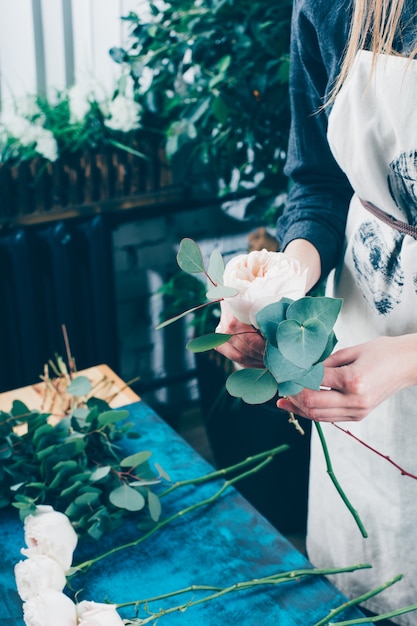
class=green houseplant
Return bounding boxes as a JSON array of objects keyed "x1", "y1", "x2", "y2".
[{"x1": 111, "y1": 0, "x2": 292, "y2": 225}]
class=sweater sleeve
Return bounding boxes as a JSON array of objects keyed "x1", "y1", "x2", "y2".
[{"x1": 277, "y1": 0, "x2": 354, "y2": 280}]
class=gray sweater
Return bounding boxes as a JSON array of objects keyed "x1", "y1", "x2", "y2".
[{"x1": 278, "y1": 0, "x2": 416, "y2": 281}]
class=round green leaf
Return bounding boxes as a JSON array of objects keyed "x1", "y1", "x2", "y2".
[
  {"x1": 225, "y1": 368, "x2": 278, "y2": 405},
  {"x1": 120, "y1": 450, "x2": 152, "y2": 468},
  {"x1": 67, "y1": 376, "x2": 92, "y2": 397},
  {"x1": 109, "y1": 485, "x2": 146, "y2": 511},
  {"x1": 255, "y1": 299, "x2": 292, "y2": 346},
  {"x1": 265, "y1": 343, "x2": 307, "y2": 384},
  {"x1": 97, "y1": 410, "x2": 130, "y2": 426},
  {"x1": 11, "y1": 400, "x2": 30, "y2": 419},
  {"x1": 286, "y1": 296, "x2": 343, "y2": 333},
  {"x1": 292, "y1": 362, "x2": 325, "y2": 391},
  {"x1": 176, "y1": 238, "x2": 205, "y2": 274},
  {"x1": 278, "y1": 380, "x2": 305, "y2": 397},
  {"x1": 277, "y1": 318, "x2": 329, "y2": 369},
  {"x1": 186, "y1": 332, "x2": 232, "y2": 353},
  {"x1": 74, "y1": 491, "x2": 101, "y2": 507}
]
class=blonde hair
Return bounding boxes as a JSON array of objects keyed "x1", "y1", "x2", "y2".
[{"x1": 330, "y1": 0, "x2": 417, "y2": 102}]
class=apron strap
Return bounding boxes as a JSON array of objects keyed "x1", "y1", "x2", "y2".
[{"x1": 360, "y1": 198, "x2": 417, "y2": 239}]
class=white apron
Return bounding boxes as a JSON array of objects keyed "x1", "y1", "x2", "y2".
[{"x1": 306, "y1": 51, "x2": 417, "y2": 624}]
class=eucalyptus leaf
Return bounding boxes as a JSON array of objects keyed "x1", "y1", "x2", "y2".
[
  {"x1": 278, "y1": 380, "x2": 305, "y2": 397},
  {"x1": 256, "y1": 299, "x2": 293, "y2": 346},
  {"x1": 67, "y1": 376, "x2": 92, "y2": 397},
  {"x1": 206, "y1": 284, "x2": 239, "y2": 300},
  {"x1": 90, "y1": 466, "x2": 111, "y2": 482},
  {"x1": 176, "y1": 238, "x2": 205, "y2": 274},
  {"x1": 11, "y1": 400, "x2": 30, "y2": 419},
  {"x1": 225, "y1": 368, "x2": 278, "y2": 404},
  {"x1": 74, "y1": 491, "x2": 101, "y2": 507},
  {"x1": 207, "y1": 248, "x2": 225, "y2": 285},
  {"x1": 155, "y1": 462, "x2": 171, "y2": 482},
  {"x1": 109, "y1": 485, "x2": 146, "y2": 511},
  {"x1": 0, "y1": 439, "x2": 12, "y2": 460},
  {"x1": 291, "y1": 362, "x2": 325, "y2": 391},
  {"x1": 286, "y1": 296, "x2": 343, "y2": 333},
  {"x1": 277, "y1": 318, "x2": 329, "y2": 369},
  {"x1": 148, "y1": 490, "x2": 162, "y2": 522},
  {"x1": 120, "y1": 450, "x2": 152, "y2": 468},
  {"x1": 97, "y1": 410, "x2": 130, "y2": 426},
  {"x1": 186, "y1": 332, "x2": 232, "y2": 353},
  {"x1": 264, "y1": 343, "x2": 307, "y2": 384}
]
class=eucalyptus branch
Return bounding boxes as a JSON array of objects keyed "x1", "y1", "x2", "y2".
[
  {"x1": 116, "y1": 564, "x2": 372, "y2": 624},
  {"x1": 72, "y1": 451, "x2": 286, "y2": 574},
  {"x1": 313, "y1": 574, "x2": 403, "y2": 626},
  {"x1": 314, "y1": 422, "x2": 368, "y2": 538},
  {"x1": 333, "y1": 423, "x2": 417, "y2": 481},
  {"x1": 159, "y1": 443, "x2": 289, "y2": 497}
]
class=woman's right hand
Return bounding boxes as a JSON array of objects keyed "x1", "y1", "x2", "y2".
[{"x1": 215, "y1": 303, "x2": 265, "y2": 368}]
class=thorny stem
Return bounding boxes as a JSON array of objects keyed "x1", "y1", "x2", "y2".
[
  {"x1": 333, "y1": 423, "x2": 417, "y2": 481},
  {"x1": 314, "y1": 422, "x2": 368, "y2": 538},
  {"x1": 313, "y1": 574, "x2": 403, "y2": 626},
  {"x1": 116, "y1": 564, "x2": 373, "y2": 624},
  {"x1": 72, "y1": 450, "x2": 287, "y2": 574}
]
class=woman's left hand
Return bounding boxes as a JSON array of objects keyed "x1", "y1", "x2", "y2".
[{"x1": 277, "y1": 335, "x2": 417, "y2": 422}]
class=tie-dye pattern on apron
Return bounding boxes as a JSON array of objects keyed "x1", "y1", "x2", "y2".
[{"x1": 306, "y1": 51, "x2": 417, "y2": 624}]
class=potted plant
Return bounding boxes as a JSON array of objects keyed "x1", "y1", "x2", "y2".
[{"x1": 111, "y1": 0, "x2": 292, "y2": 225}]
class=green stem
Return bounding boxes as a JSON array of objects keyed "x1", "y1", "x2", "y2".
[
  {"x1": 159, "y1": 443, "x2": 289, "y2": 497},
  {"x1": 329, "y1": 601, "x2": 417, "y2": 624},
  {"x1": 72, "y1": 451, "x2": 285, "y2": 574},
  {"x1": 314, "y1": 574, "x2": 403, "y2": 626},
  {"x1": 315, "y1": 422, "x2": 368, "y2": 538},
  {"x1": 107, "y1": 139, "x2": 149, "y2": 160},
  {"x1": 116, "y1": 564, "x2": 372, "y2": 624}
]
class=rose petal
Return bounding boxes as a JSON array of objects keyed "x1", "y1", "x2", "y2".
[
  {"x1": 77, "y1": 600, "x2": 125, "y2": 625},
  {"x1": 15, "y1": 555, "x2": 66, "y2": 601},
  {"x1": 22, "y1": 589, "x2": 77, "y2": 626},
  {"x1": 22, "y1": 506, "x2": 78, "y2": 570}
]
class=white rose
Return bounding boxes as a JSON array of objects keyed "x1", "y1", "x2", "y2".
[
  {"x1": 104, "y1": 95, "x2": 141, "y2": 132},
  {"x1": 220, "y1": 249, "x2": 309, "y2": 327},
  {"x1": 21, "y1": 505, "x2": 78, "y2": 571},
  {"x1": 14, "y1": 554, "x2": 67, "y2": 601},
  {"x1": 77, "y1": 600, "x2": 125, "y2": 625},
  {"x1": 22, "y1": 589, "x2": 77, "y2": 626}
]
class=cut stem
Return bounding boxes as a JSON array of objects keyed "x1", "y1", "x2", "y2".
[{"x1": 314, "y1": 422, "x2": 368, "y2": 538}]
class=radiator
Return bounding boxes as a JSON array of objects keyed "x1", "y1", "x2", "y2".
[{"x1": 0, "y1": 215, "x2": 119, "y2": 393}]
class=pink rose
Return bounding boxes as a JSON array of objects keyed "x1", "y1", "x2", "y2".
[{"x1": 221, "y1": 249, "x2": 308, "y2": 327}]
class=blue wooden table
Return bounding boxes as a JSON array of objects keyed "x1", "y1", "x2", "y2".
[{"x1": 0, "y1": 400, "x2": 366, "y2": 625}]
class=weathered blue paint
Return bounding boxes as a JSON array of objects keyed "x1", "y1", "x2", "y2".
[{"x1": 0, "y1": 401, "x2": 366, "y2": 625}]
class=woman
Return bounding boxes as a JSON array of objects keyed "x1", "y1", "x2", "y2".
[{"x1": 216, "y1": 0, "x2": 417, "y2": 622}]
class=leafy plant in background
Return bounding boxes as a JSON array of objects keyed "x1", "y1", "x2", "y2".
[
  {"x1": 111, "y1": 0, "x2": 292, "y2": 225},
  {"x1": 0, "y1": 77, "x2": 144, "y2": 165}
]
